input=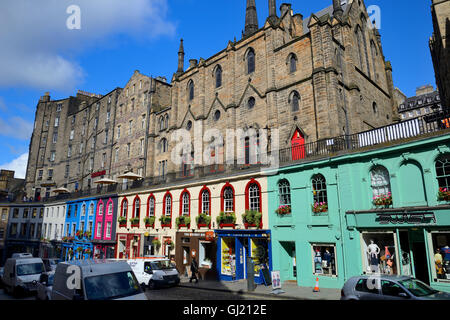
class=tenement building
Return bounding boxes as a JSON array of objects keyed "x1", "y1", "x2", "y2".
[
  {"x1": 24, "y1": 0, "x2": 397, "y2": 198},
  {"x1": 429, "y1": 0, "x2": 450, "y2": 109}
]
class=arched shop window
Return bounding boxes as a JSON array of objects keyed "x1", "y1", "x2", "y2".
[
  {"x1": 370, "y1": 166, "x2": 392, "y2": 206},
  {"x1": 312, "y1": 174, "x2": 328, "y2": 213}
]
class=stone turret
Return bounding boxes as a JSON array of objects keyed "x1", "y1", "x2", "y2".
[{"x1": 244, "y1": 0, "x2": 258, "y2": 37}]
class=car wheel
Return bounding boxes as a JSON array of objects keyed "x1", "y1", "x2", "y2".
[{"x1": 148, "y1": 280, "x2": 156, "y2": 290}]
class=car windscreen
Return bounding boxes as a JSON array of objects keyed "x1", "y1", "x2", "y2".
[
  {"x1": 16, "y1": 263, "x2": 45, "y2": 276},
  {"x1": 399, "y1": 278, "x2": 438, "y2": 297},
  {"x1": 84, "y1": 271, "x2": 141, "y2": 300},
  {"x1": 150, "y1": 260, "x2": 173, "y2": 270}
]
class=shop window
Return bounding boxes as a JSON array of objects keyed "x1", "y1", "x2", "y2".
[
  {"x1": 221, "y1": 185, "x2": 235, "y2": 213},
  {"x1": 312, "y1": 174, "x2": 328, "y2": 214},
  {"x1": 250, "y1": 238, "x2": 269, "y2": 275},
  {"x1": 370, "y1": 166, "x2": 392, "y2": 206},
  {"x1": 199, "y1": 187, "x2": 211, "y2": 214},
  {"x1": 311, "y1": 244, "x2": 337, "y2": 277},
  {"x1": 221, "y1": 238, "x2": 236, "y2": 276},
  {"x1": 147, "y1": 195, "x2": 155, "y2": 216},
  {"x1": 361, "y1": 232, "x2": 398, "y2": 275},
  {"x1": 429, "y1": 231, "x2": 450, "y2": 282},
  {"x1": 199, "y1": 241, "x2": 214, "y2": 269}
]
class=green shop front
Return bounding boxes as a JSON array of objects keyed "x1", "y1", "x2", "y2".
[{"x1": 346, "y1": 207, "x2": 450, "y2": 293}]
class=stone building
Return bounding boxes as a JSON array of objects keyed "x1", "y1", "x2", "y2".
[
  {"x1": 429, "y1": 0, "x2": 450, "y2": 109},
  {"x1": 397, "y1": 85, "x2": 442, "y2": 121}
]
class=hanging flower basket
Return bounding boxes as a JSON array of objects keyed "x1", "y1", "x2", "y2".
[
  {"x1": 152, "y1": 238, "x2": 161, "y2": 251},
  {"x1": 144, "y1": 216, "x2": 156, "y2": 228},
  {"x1": 196, "y1": 213, "x2": 211, "y2": 228},
  {"x1": 373, "y1": 193, "x2": 393, "y2": 207},
  {"x1": 216, "y1": 212, "x2": 236, "y2": 228},
  {"x1": 176, "y1": 216, "x2": 191, "y2": 229},
  {"x1": 275, "y1": 205, "x2": 291, "y2": 215},
  {"x1": 312, "y1": 202, "x2": 328, "y2": 213},
  {"x1": 438, "y1": 188, "x2": 450, "y2": 201},
  {"x1": 164, "y1": 239, "x2": 174, "y2": 251}
]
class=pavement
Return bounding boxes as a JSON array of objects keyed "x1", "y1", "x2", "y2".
[{"x1": 178, "y1": 277, "x2": 341, "y2": 300}]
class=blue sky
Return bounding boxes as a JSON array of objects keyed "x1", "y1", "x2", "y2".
[{"x1": 0, "y1": 0, "x2": 437, "y2": 177}]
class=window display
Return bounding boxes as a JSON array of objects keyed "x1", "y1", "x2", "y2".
[
  {"x1": 361, "y1": 232, "x2": 398, "y2": 275},
  {"x1": 311, "y1": 244, "x2": 337, "y2": 276},
  {"x1": 221, "y1": 238, "x2": 235, "y2": 276},
  {"x1": 430, "y1": 232, "x2": 450, "y2": 282},
  {"x1": 250, "y1": 239, "x2": 268, "y2": 275}
]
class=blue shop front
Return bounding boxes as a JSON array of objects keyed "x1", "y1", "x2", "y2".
[{"x1": 215, "y1": 229, "x2": 272, "y2": 284}]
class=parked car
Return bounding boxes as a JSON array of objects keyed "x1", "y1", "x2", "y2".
[
  {"x1": 51, "y1": 259, "x2": 148, "y2": 300},
  {"x1": 341, "y1": 275, "x2": 450, "y2": 300},
  {"x1": 11, "y1": 253, "x2": 33, "y2": 259},
  {"x1": 125, "y1": 258, "x2": 180, "y2": 290},
  {"x1": 42, "y1": 258, "x2": 60, "y2": 272},
  {"x1": 2, "y1": 257, "x2": 45, "y2": 297},
  {"x1": 35, "y1": 272, "x2": 54, "y2": 300}
]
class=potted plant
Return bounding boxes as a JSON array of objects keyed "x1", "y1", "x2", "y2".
[
  {"x1": 312, "y1": 202, "x2": 328, "y2": 213},
  {"x1": 438, "y1": 188, "x2": 450, "y2": 201},
  {"x1": 130, "y1": 217, "x2": 140, "y2": 228},
  {"x1": 242, "y1": 210, "x2": 262, "y2": 229},
  {"x1": 160, "y1": 215, "x2": 172, "y2": 227},
  {"x1": 84, "y1": 231, "x2": 91, "y2": 238},
  {"x1": 164, "y1": 239, "x2": 174, "y2": 251},
  {"x1": 216, "y1": 211, "x2": 236, "y2": 228},
  {"x1": 75, "y1": 230, "x2": 84, "y2": 239},
  {"x1": 176, "y1": 215, "x2": 191, "y2": 229},
  {"x1": 144, "y1": 216, "x2": 156, "y2": 228},
  {"x1": 196, "y1": 213, "x2": 211, "y2": 228},
  {"x1": 152, "y1": 238, "x2": 161, "y2": 251},
  {"x1": 373, "y1": 193, "x2": 393, "y2": 207},
  {"x1": 118, "y1": 216, "x2": 127, "y2": 227},
  {"x1": 275, "y1": 205, "x2": 291, "y2": 215}
]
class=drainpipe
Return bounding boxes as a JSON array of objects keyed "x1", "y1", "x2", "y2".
[{"x1": 334, "y1": 171, "x2": 348, "y2": 282}]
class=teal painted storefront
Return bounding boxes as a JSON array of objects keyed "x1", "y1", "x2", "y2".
[{"x1": 268, "y1": 133, "x2": 450, "y2": 292}]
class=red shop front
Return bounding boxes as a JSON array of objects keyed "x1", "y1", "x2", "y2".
[{"x1": 116, "y1": 233, "x2": 142, "y2": 259}]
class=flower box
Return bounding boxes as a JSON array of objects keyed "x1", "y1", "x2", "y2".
[
  {"x1": 219, "y1": 223, "x2": 236, "y2": 229},
  {"x1": 312, "y1": 202, "x2": 328, "y2": 214},
  {"x1": 131, "y1": 223, "x2": 140, "y2": 228},
  {"x1": 275, "y1": 205, "x2": 291, "y2": 215},
  {"x1": 216, "y1": 212, "x2": 237, "y2": 228},
  {"x1": 373, "y1": 193, "x2": 393, "y2": 207},
  {"x1": 159, "y1": 216, "x2": 172, "y2": 227},
  {"x1": 161, "y1": 224, "x2": 171, "y2": 228},
  {"x1": 176, "y1": 216, "x2": 191, "y2": 229},
  {"x1": 197, "y1": 223, "x2": 209, "y2": 228},
  {"x1": 144, "y1": 216, "x2": 156, "y2": 228},
  {"x1": 438, "y1": 188, "x2": 450, "y2": 201},
  {"x1": 242, "y1": 210, "x2": 262, "y2": 228},
  {"x1": 196, "y1": 213, "x2": 211, "y2": 228},
  {"x1": 244, "y1": 223, "x2": 258, "y2": 229},
  {"x1": 119, "y1": 222, "x2": 127, "y2": 228}
]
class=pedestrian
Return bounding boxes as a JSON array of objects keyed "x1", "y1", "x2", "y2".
[{"x1": 190, "y1": 257, "x2": 199, "y2": 283}]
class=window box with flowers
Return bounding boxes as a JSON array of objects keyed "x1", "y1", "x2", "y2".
[
  {"x1": 373, "y1": 193, "x2": 393, "y2": 207},
  {"x1": 62, "y1": 236, "x2": 74, "y2": 243},
  {"x1": 196, "y1": 213, "x2": 211, "y2": 228},
  {"x1": 144, "y1": 216, "x2": 156, "y2": 228},
  {"x1": 275, "y1": 205, "x2": 291, "y2": 215},
  {"x1": 176, "y1": 216, "x2": 191, "y2": 229},
  {"x1": 84, "y1": 231, "x2": 91, "y2": 239},
  {"x1": 438, "y1": 188, "x2": 450, "y2": 202},
  {"x1": 216, "y1": 211, "x2": 236, "y2": 229},
  {"x1": 159, "y1": 216, "x2": 172, "y2": 228},
  {"x1": 312, "y1": 202, "x2": 328, "y2": 214},
  {"x1": 242, "y1": 210, "x2": 262, "y2": 229},
  {"x1": 75, "y1": 230, "x2": 84, "y2": 240},
  {"x1": 118, "y1": 216, "x2": 127, "y2": 227},
  {"x1": 130, "y1": 217, "x2": 140, "y2": 228}
]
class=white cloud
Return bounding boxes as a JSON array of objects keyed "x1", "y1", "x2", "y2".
[
  {"x1": 0, "y1": 153, "x2": 29, "y2": 179},
  {"x1": 0, "y1": 116, "x2": 34, "y2": 140},
  {"x1": 0, "y1": 0, "x2": 176, "y2": 91}
]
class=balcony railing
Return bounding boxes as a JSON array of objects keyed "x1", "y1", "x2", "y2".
[{"x1": 24, "y1": 110, "x2": 450, "y2": 204}]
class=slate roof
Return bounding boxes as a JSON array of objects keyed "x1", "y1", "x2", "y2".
[{"x1": 398, "y1": 91, "x2": 441, "y2": 112}]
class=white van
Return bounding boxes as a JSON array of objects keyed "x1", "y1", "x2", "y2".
[
  {"x1": 126, "y1": 258, "x2": 180, "y2": 289},
  {"x1": 51, "y1": 260, "x2": 148, "y2": 300},
  {"x1": 3, "y1": 257, "x2": 45, "y2": 296}
]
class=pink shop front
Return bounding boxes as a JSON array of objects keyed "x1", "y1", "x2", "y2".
[{"x1": 92, "y1": 195, "x2": 118, "y2": 259}]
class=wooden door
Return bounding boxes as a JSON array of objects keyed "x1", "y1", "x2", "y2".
[{"x1": 291, "y1": 130, "x2": 305, "y2": 160}]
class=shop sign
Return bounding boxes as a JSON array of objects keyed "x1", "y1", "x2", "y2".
[
  {"x1": 183, "y1": 232, "x2": 205, "y2": 237},
  {"x1": 205, "y1": 231, "x2": 215, "y2": 241},
  {"x1": 376, "y1": 212, "x2": 436, "y2": 225},
  {"x1": 91, "y1": 170, "x2": 106, "y2": 178}
]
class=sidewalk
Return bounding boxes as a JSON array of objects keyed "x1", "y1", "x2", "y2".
[{"x1": 178, "y1": 277, "x2": 341, "y2": 300}]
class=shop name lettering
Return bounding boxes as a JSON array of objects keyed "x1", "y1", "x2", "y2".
[{"x1": 376, "y1": 213, "x2": 436, "y2": 225}]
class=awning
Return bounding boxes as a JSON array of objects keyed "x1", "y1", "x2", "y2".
[
  {"x1": 94, "y1": 178, "x2": 117, "y2": 185},
  {"x1": 117, "y1": 171, "x2": 143, "y2": 180},
  {"x1": 53, "y1": 187, "x2": 70, "y2": 194}
]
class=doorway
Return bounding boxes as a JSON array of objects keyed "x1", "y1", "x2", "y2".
[
  {"x1": 280, "y1": 241, "x2": 297, "y2": 281},
  {"x1": 412, "y1": 241, "x2": 430, "y2": 284},
  {"x1": 291, "y1": 130, "x2": 305, "y2": 160}
]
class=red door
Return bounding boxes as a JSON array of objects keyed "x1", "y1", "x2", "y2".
[{"x1": 291, "y1": 130, "x2": 305, "y2": 160}]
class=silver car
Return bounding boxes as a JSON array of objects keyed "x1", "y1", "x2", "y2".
[
  {"x1": 35, "y1": 272, "x2": 54, "y2": 300},
  {"x1": 341, "y1": 275, "x2": 450, "y2": 300}
]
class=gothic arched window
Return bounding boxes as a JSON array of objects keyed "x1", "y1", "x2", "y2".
[
  {"x1": 188, "y1": 80, "x2": 194, "y2": 101},
  {"x1": 278, "y1": 179, "x2": 291, "y2": 206},
  {"x1": 290, "y1": 91, "x2": 300, "y2": 112},
  {"x1": 215, "y1": 65, "x2": 222, "y2": 88},
  {"x1": 288, "y1": 53, "x2": 297, "y2": 73},
  {"x1": 370, "y1": 166, "x2": 392, "y2": 200},
  {"x1": 247, "y1": 49, "x2": 255, "y2": 74}
]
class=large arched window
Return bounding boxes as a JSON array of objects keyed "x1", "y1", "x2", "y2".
[
  {"x1": 246, "y1": 48, "x2": 255, "y2": 74},
  {"x1": 436, "y1": 155, "x2": 450, "y2": 191},
  {"x1": 163, "y1": 193, "x2": 172, "y2": 216},
  {"x1": 133, "y1": 196, "x2": 140, "y2": 218},
  {"x1": 278, "y1": 179, "x2": 291, "y2": 206},
  {"x1": 355, "y1": 25, "x2": 364, "y2": 71},
  {"x1": 370, "y1": 166, "x2": 392, "y2": 200},
  {"x1": 312, "y1": 174, "x2": 328, "y2": 212},
  {"x1": 121, "y1": 198, "x2": 128, "y2": 218},
  {"x1": 288, "y1": 53, "x2": 297, "y2": 73},
  {"x1": 215, "y1": 65, "x2": 222, "y2": 88},
  {"x1": 221, "y1": 183, "x2": 235, "y2": 213},
  {"x1": 370, "y1": 40, "x2": 378, "y2": 80},
  {"x1": 246, "y1": 180, "x2": 261, "y2": 212},
  {"x1": 180, "y1": 191, "x2": 190, "y2": 216},
  {"x1": 199, "y1": 187, "x2": 211, "y2": 215},
  {"x1": 188, "y1": 80, "x2": 195, "y2": 101},
  {"x1": 147, "y1": 195, "x2": 155, "y2": 217},
  {"x1": 290, "y1": 91, "x2": 300, "y2": 112}
]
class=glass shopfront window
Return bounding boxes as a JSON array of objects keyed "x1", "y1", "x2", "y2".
[
  {"x1": 429, "y1": 231, "x2": 450, "y2": 283},
  {"x1": 311, "y1": 244, "x2": 337, "y2": 277},
  {"x1": 221, "y1": 237, "x2": 235, "y2": 276},
  {"x1": 361, "y1": 232, "x2": 399, "y2": 275},
  {"x1": 250, "y1": 238, "x2": 269, "y2": 276}
]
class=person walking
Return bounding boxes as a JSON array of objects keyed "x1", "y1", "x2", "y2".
[{"x1": 190, "y1": 257, "x2": 199, "y2": 283}]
